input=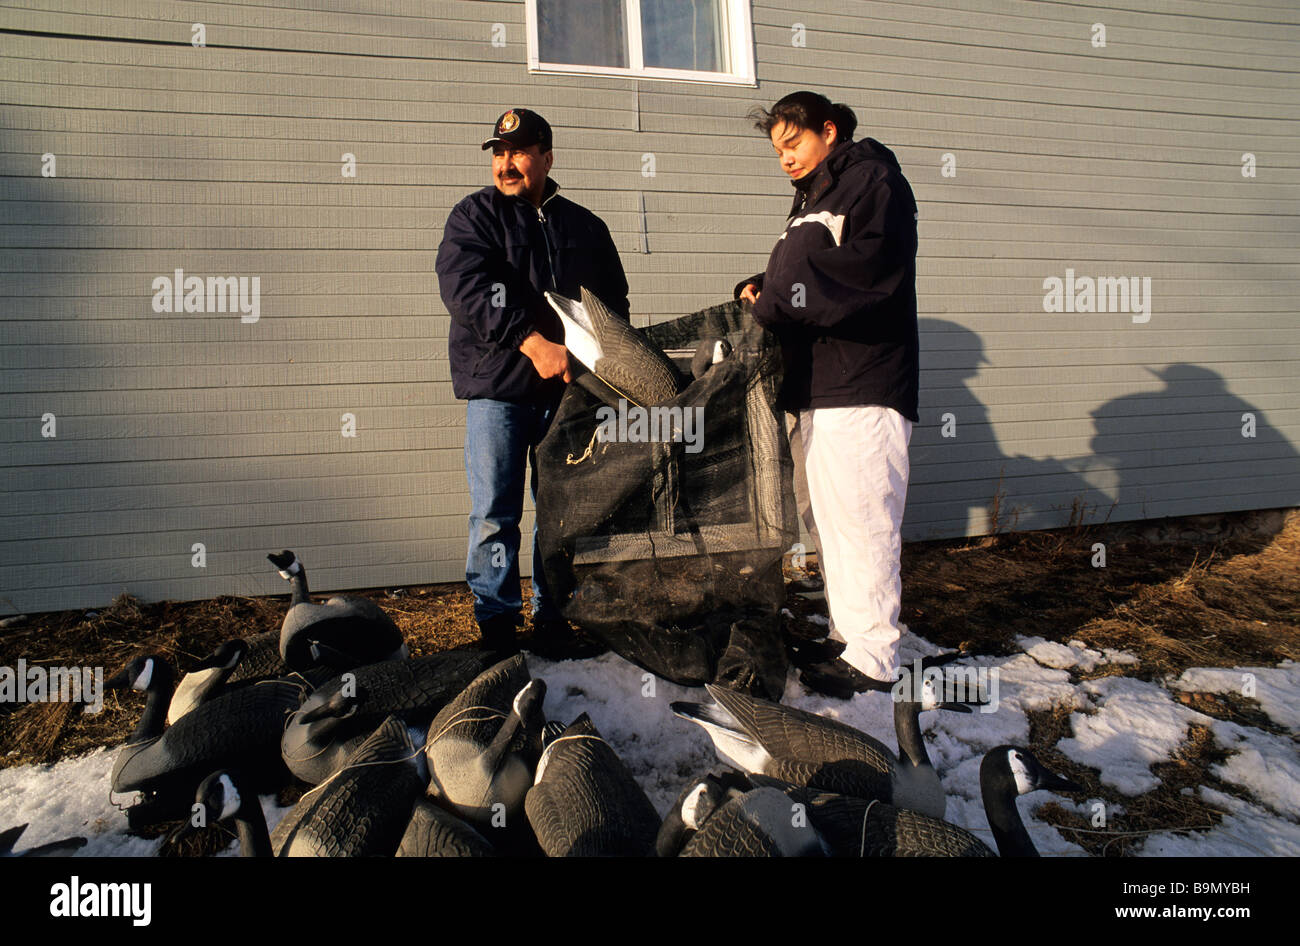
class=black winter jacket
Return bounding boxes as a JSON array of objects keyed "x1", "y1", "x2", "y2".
[
  {"x1": 737, "y1": 138, "x2": 919, "y2": 421},
  {"x1": 437, "y1": 178, "x2": 630, "y2": 402}
]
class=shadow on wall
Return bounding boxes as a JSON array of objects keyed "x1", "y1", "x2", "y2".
[{"x1": 908, "y1": 319, "x2": 1298, "y2": 542}]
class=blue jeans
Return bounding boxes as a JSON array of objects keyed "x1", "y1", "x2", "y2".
[{"x1": 464, "y1": 398, "x2": 559, "y2": 625}]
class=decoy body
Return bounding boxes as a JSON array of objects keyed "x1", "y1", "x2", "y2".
[
  {"x1": 0, "y1": 823, "x2": 87, "y2": 857},
  {"x1": 545, "y1": 287, "x2": 684, "y2": 408},
  {"x1": 524, "y1": 714, "x2": 660, "y2": 857},
  {"x1": 424, "y1": 655, "x2": 545, "y2": 829},
  {"x1": 272, "y1": 716, "x2": 428, "y2": 857},
  {"x1": 268, "y1": 550, "x2": 408, "y2": 673},
  {"x1": 281, "y1": 649, "x2": 497, "y2": 784},
  {"x1": 397, "y1": 800, "x2": 496, "y2": 858},
  {"x1": 796, "y1": 746, "x2": 1082, "y2": 857},
  {"x1": 672, "y1": 679, "x2": 977, "y2": 818},
  {"x1": 679, "y1": 782, "x2": 826, "y2": 858},
  {"x1": 108, "y1": 655, "x2": 305, "y2": 829}
]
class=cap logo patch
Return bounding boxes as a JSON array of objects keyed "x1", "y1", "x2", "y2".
[{"x1": 499, "y1": 111, "x2": 520, "y2": 133}]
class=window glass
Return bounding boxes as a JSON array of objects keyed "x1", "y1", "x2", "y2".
[
  {"x1": 538, "y1": 0, "x2": 629, "y2": 68},
  {"x1": 641, "y1": 0, "x2": 726, "y2": 72}
]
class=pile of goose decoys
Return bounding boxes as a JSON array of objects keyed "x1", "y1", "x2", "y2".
[{"x1": 105, "y1": 551, "x2": 1082, "y2": 856}]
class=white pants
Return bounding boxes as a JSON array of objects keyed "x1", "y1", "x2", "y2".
[{"x1": 800, "y1": 405, "x2": 912, "y2": 681}]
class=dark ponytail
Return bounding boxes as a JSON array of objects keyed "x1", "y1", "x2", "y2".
[{"x1": 749, "y1": 91, "x2": 857, "y2": 142}]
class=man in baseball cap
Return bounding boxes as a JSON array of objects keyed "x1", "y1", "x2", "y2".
[{"x1": 437, "y1": 109, "x2": 630, "y2": 657}]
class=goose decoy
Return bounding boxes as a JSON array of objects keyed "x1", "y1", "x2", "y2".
[
  {"x1": 281, "y1": 649, "x2": 498, "y2": 784},
  {"x1": 798, "y1": 746, "x2": 1083, "y2": 857},
  {"x1": 0, "y1": 823, "x2": 88, "y2": 857},
  {"x1": 190, "y1": 770, "x2": 275, "y2": 857},
  {"x1": 167, "y1": 639, "x2": 250, "y2": 725},
  {"x1": 655, "y1": 769, "x2": 756, "y2": 857},
  {"x1": 271, "y1": 716, "x2": 429, "y2": 857},
  {"x1": 226, "y1": 630, "x2": 290, "y2": 683},
  {"x1": 267, "y1": 550, "x2": 408, "y2": 673},
  {"x1": 107, "y1": 654, "x2": 306, "y2": 829},
  {"x1": 524, "y1": 714, "x2": 660, "y2": 857},
  {"x1": 689, "y1": 336, "x2": 733, "y2": 380},
  {"x1": 678, "y1": 782, "x2": 826, "y2": 857},
  {"x1": 424, "y1": 655, "x2": 546, "y2": 830},
  {"x1": 671, "y1": 676, "x2": 980, "y2": 818},
  {"x1": 397, "y1": 800, "x2": 496, "y2": 858},
  {"x1": 545, "y1": 286, "x2": 685, "y2": 408}
]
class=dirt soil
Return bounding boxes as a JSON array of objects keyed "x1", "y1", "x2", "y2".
[{"x1": 2, "y1": 506, "x2": 1296, "y2": 857}]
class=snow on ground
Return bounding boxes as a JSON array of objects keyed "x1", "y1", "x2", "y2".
[
  {"x1": 1169, "y1": 661, "x2": 1300, "y2": 731},
  {"x1": 1, "y1": 623, "x2": 1295, "y2": 856}
]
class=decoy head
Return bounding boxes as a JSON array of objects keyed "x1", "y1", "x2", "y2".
[
  {"x1": 296, "y1": 687, "x2": 361, "y2": 725},
  {"x1": 105, "y1": 655, "x2": 172, "y2": 693},
  {"x1": 266, "y1": 550, "x2": 300, "y2": 578},
  {"x1": 194, "y1": 771, "x2": 245, "y2": 825},
  {"x1": 690, "y1": 336, "x2": 734, "y2": 380},
  {"x1": 985, "y1": 746, "x2": 1083, "y2": 797},
  {"x1": 194, "y1": 639, "x2": 249, "y2": 672}
]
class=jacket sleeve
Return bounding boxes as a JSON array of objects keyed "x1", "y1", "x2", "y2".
[
  {"x1": 753, "y1": 170, "x2": 915, "y2": 333},
  {"x1": 733, "y1": 273, "x2": 765, "y2": 299},
  {"x1": 435, "y1": 200, "x2": 538, "y2": 350}
]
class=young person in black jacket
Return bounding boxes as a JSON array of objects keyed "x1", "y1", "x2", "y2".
[
  {"x1": 736, "y1": 91, "x2": 920, "y2": 698},
  {"x1": 437, "y1": 108, "x2": 630, "y2": 655}
]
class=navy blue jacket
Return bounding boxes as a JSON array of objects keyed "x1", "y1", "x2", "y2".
[
  {"x1": 737, "y1": 138, "x2": 919, "y2": 421},
  {"x1": 437, "y1": 178, "x2": 630, "y2": 402}
]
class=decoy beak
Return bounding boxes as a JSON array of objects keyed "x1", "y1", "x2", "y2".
[
  {"x1": 1039, "y1": 769, "x2": 1084, "y2": 795},
  {"x1": 104, "y1": 667, "x2": 133, "y2": 690}
]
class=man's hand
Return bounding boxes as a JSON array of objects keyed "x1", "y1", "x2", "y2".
[
  {"x1": 740, "y1": 283, "x2": 761, "y2": 303},
  {"x1": 519, "y1": 331, "x2": 572, "y2": 383}
]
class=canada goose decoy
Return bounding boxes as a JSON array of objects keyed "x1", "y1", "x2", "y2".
[
  {"x1": 545, "y1": 286, "x2": 685, "y2": 408},
  {"x1": 689, "y1": 336, "x2": 733, "y2": 381},
  {"x1": 679, "y1": 783, "x2": 826, "y2": 858},
  {"x1": 271, "y1": 716, "x2": 429, "y2": 857},
  {"x1": 281, "y1": 649, "x2": 498, "y2": 784},
  {"x1": 107, "y1": 654, "x2": 306, "y2": 829},
  {"x1": 397, "y1": 800, "x2": 496, "y2": 858},
  {"x1": 655, "y1": 769, "x2": 756, "y2": 857},
  {"x1": 524, "y1": 713, "x2": 661, "y2": 857},
  {"x1": 267, "y1": 550, "x2": 408, "y2": 673},
  {"x1": 425, "y1": 655, "x2": 546, "y2": 829},
  {"x1": 797, "y1": 746, "x2": 1083, "y2": 857},
  {"x1": 671, "y1": 677, "x2": 979, "y2": 818},
  {"x1": 167, "y1": 639, "x2": 250, "y2": 725},
  {"x1": 0, "y1": 823, "x2": 88, "y2": 857},
  {"x1": 190, "y1": 770, "x2": 275, "y2": 857}
]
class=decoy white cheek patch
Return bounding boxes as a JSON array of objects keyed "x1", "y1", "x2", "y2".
[
  {"x1": 134, "y1": 659, "x2": 153, "y2": 692},
  {"x1": 681, "y1": 783, "x2": 711, "y2": 830},
  {"x1": 218, "y1": 774, "x2": 240, "y2": 821},
  {"x1": 1009, "y1": 752, "x2": 1034, "y2": 795}
]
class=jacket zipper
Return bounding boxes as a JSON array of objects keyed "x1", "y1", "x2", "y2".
[{"x1": 536, "y1": 191, "x2": 559, "y2": 291}]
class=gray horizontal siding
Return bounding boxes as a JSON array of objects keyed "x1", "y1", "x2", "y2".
[{"x1": 1, "y1": 0, "x2": 1297, "y2": 612}]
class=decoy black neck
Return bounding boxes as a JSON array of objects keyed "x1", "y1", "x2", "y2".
[
  {"x1": 893, "y1": 698, "x2": 931, "y2": 769},
  {"x1": 235, "y1": 806, "x2": 273, "y2": 858},
  {"x1": 133, "y1": 667, "x2": 175, "y2": 743},
  {"x1": 982, "y1": 766, "x2": 1038, "y2": 857},
  {"x1": 287, "y1": 564, "x2": 310, "y2": 606}
]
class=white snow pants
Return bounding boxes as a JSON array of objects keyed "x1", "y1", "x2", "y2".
[{"x1": 799, "y1": 405, "x2": 913, "y2": 681}]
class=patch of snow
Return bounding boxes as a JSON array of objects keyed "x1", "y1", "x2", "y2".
[
  {"x1": 1057, "y1": 676, "x2": 1205, "y2": 796},
  {"x1": 1206, "y1": 719, "x2": 1300, "y2": 820},
  {"x1": 1170, "y1": 661, "x2": 1300, "y2": 731},
  {"x1": 1135, "y1": 787, "x2": 1300, "y2": 857}
]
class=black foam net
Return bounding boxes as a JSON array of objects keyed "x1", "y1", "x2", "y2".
[{"x1": 537, "y1": 300, "x2": 796, "y2": 701}]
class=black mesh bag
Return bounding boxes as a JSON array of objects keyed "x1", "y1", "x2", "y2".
[{"x1": 536, "y1": 300, "x2": 796, "y2": 701}]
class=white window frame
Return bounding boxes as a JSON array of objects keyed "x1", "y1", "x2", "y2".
[{"x1": 525, "y1": 0, "x2": 756, "y2": 86}]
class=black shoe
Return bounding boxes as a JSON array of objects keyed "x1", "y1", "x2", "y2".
[
  {"x1": 798, "y1": 658, "x2": 890, "y2": 701},
  {"x1": 477, "y1": 614, "x2": 521, "y2": 656},
  {"x1": 788, "y1": 575, "x2": 824, "y2": 593},
  {"x1": 787, "y1": 637, "x2": 845, "y2": 669},
  {"x1": 528, "y1": 618, "x2": 603, "y2": 661}
]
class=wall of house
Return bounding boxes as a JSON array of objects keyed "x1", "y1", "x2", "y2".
[{"x1": 2, "y1": 1, "x2": 1296, "y2": 612}]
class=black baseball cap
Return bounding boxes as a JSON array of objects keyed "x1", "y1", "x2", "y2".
[{"x1": 481, "y1": 108, "x2": 553, "y2": 151}]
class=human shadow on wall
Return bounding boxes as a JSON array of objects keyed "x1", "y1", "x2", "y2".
[{"x1": 1081, "y1": 363, "x2": 1298, "y2": 544}]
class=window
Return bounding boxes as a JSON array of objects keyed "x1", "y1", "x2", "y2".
[{"x1": 526, "y1": 0, "x2": 755, "y2": 85}]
